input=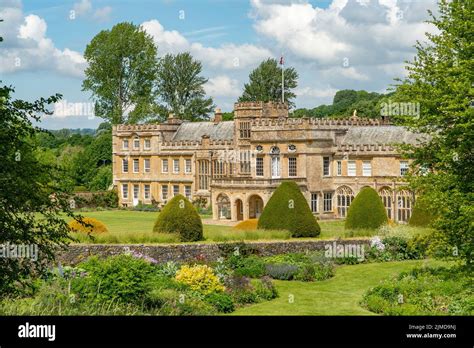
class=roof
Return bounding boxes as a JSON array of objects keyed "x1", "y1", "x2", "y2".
[
  {"x1": 172, "y1": 121, "x2": 234, "y2": 141},
  {"x1": 340, "y1": 126, "x2": 423, "y2": 146}
]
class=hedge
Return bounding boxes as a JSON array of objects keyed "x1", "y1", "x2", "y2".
[
  {"x1": 409, "y1": 197, "x2": 436, "y2": 227},
  {"x1": 345, "y1": 187, "x2": 388, "y2": 229}
]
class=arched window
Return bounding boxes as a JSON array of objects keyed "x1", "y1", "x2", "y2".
[
  {"x1": 396, "y1": 190, "x2": 413, "y2": 222},
  {"x1": 379, "y1": 187, "x2": 393, "y2": 220},
  {"x1": 216, "y1": 194, "x2": 231, "y2": 219},
  {"x1": 270, "y1": 146, "x2": 281, "y2": 178},
  {"x1": 336, "y1": 186, "x2": 354, "y2": 218}
]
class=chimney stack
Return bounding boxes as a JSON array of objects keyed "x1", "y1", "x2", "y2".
[{"x1": 214, "y1": 108, "x2": 222, "y2": 124}]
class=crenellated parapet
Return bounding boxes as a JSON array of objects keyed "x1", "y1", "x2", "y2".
[
  {"x1": 251, "y1": 116, "x2": 388, "y2": 129},
  {"x1": 337, "y1": 143, "x2": 396, "y2": 152}
]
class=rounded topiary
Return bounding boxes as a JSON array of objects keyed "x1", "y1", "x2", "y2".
[
  {"x1": 409, "y1": 197, "x2": 435, "y2": 227},
  {"x1": 257, "y1": 181, "x2": 320, "y2": 237},
  {"x1": 234, "y1": 219, "x2": 258, "y2": 231},
  {"x1": 68, "y1": 217, "x2": 108, "y2": 234},
  {"x1": 345, "y1": 187, "x2": 388, "y2": 230},
  {"x1": 153, "y1": 194, "x2": 203, "y2": 242}
]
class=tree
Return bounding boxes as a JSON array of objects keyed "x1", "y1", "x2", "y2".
[
  {"x1": 239, "y1": 58, "x2": 298, "y2": 108},
  {"x1": 258, "y1": 181, "x2": 320, "y2": 237},
  {"x1": 0, "y1": 84, "x2": 74, "y2": 296},
  {"x1": 82, "y1": 22, "x2": 158, "y2": 124},
  {"x1": 154, "y1": 52, "x2": 214, "y2": 121},
  {"x1": 394, "y1": 0, "x2": 473, "y2": 265},
  {"x1": 345, "y1": 187, "x2": 388, "y2": 230}
]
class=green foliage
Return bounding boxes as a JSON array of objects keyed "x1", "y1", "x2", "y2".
[
  {"x1": 225, "y1": 255, "x2": 266, "y2": 278},
  {"x1": 204, "y1": 292, "x2": 235, "y2": 313},
  {"x1": 345, "y1": 187, "x2": 388, "y2": 230},
  {"x1": 258, "y1": 181, "x2": 320, "y2": 237},
  {"x1": 83, "y1": 22, "x2": 158, "y2": 124},
  {"x1": 264, "y1": 263, "x2": 299, "y2": 280},
  {"x1": 393, "y1": 0, "x2": 473, "y2": 265},
  {"x1": 154, "y1": 52, "x2": 214, "y2": 121},
  {"x1": 153, "y1": 195, "x2": 203, "y2": 242},
  {"x1": 0, "y1": 84, "x2": 74, "y2": 297},
  {"x1": 239, "y1": 58, "x2": 298, "y2": 108},
  {"x1": 409, "y1": 197, "x2": 436, "y2": 227},
  {"x1": 224, "y1": 275, "x2": 278, "y2": 305},
  {"x1": 362, "y1": 266, "x2": 474, "y2": 315}
]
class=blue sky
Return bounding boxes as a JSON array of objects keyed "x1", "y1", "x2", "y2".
[{"x1": 1, "y1": 0, "x2": 439, "y2": 129}]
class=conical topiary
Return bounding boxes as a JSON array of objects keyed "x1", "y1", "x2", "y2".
[
  {"x1": 409, "y1": 197, "x2": 436, "y2": 227},
  {"x1": 257, "y1": 181, "x2": 320, "y2": 237},
  {"x1": 345, "y1": 187, "x2": 388, "y2": 230},
  {"x1": 153, "y1": 194, "x2": 203, "y2": 242}
]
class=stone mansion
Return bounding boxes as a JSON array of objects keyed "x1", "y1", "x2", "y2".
[{"x1": 112, "y1": 101, "x2": 420, "y2": 222}]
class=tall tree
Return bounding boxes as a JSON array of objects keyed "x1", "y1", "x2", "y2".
[
  {"x1": 239, "y1": 58, "x2": 298, "y2": 108},
  {"x1": 82, "y1": 22, "x2": 158, "y2": 124},
  {"x1": 154, "y1": 52, "x2": 214, "y2": 121},
  {"x1": 394, "y1": 0, "x2": 473, "y2": 265}
]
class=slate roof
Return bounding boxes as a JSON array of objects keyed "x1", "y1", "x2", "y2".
[
  {"x1": 172, "y1": 121, "x2": 234, "y2": 141},
  {"x1": 340, "y1": 126, "x2": 423, "y2": 146}
]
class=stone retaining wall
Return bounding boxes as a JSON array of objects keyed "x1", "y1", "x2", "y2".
[{"x1": 57, "y1": 239, "x2": 370, "y2": 265}]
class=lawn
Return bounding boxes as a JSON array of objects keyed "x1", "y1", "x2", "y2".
[
  {"x1": 66, "y1": 210, "x2": 431, "y2": 244},
  {"x1": 231, "y1": 259, "x2": 448, "y2": 316}
]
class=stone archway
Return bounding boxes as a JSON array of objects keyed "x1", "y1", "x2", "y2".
[
  {"x1": 216, "y1": 193, "x2": 231, "y2": 219},
  {"x1": 248, "y1": 194, "x2": 264, "y2": 219}
]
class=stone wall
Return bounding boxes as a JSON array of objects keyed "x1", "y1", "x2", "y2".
[{"x1": 57, "y1": 239, "x2": 370, "y2": 265}]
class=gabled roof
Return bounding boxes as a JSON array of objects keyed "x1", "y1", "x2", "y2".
[
  {"x1": 340, "y1": 126, "x2": 423, "y2": 146},
  {"x1": 172, "y1": 121, "x2": 234, "y2": 141}
]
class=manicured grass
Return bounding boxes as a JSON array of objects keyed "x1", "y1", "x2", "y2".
[{"x1": 231, "y1": 259, "x2": 448, "y2": 316}]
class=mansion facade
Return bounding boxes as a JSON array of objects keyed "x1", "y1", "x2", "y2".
[{"x1": 112, "y1": 102, "x2": 419, "y2": 222}]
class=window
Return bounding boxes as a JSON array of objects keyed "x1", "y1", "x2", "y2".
[
  {"x1": 397, "y1": 190, "x2": 412, "y2": 222},
  {"x1": 185, "y1": 159, "x2": 192, "y2": 174},
  {"x1": 311, "y1": 193, "x2": 318, "y2": 213},
  {"x1": 271, "y1": 147, "x2": 281, "y2": 178},
  {"x1": 161, "y1": 185, "x2": 168, "y2": 200},
  {"x1": 122, "y1": 139, "x2": 129, "y2": 150},
  {"x1": 337, "y1": 161, "x2": 342, "y2": 176},
  {"x1": 133, "y1": 184, "x2": 139, "y2": 199},
  {"x1": 173, "y1": 159, "x2": 180, "y2": 173},
  {"x1": 239, "y1": 121, "x2": 251, "y2": 139},
  {"x1": 323, "y1": 157, "x2": 330, "y2": 176},
  {"x1": 288, "y1": 157, "x2": 297, "y2": 177},
  {"x1": 256, "y1": 157, "x2": 264, "y2": 177},
  {"x1": 122, "y1": 184, "x2": 128, "y2": 199},
  {"x1": 144, "y1": 139, "x2": 151, "y2": 150},
  {"x1": 323, "y1": 192, "x2": 333, "y2": 212},
  {"x1": 400, "y1": 161, "x2": 409, "y2": 176},
  {"x1": 213, "y1": 160, "x2": 225, "y2": 177},
  {"x1": 348, "y1": 161, "x2": 356, "y2": 176},
  {"x1": 185, "y1": 185, "x2": 192, "y2": 200},
  {"x1": 162, "y1": 159, "x2": 169, "y2": 173},
  {"x1": 143, "y1": 159, "x2": 150, "y2": 173},
  {"x1": 133, "y1": 137, "x2": 140, "y2": 150},
  {"x1": 198, "y1": 160, "x2": 210, "y2": 190},
  {"x1": 379, "y1": 188, "x2": 392, "y2": 219},
  {"x1": 240, "y1": 150, "x2": 251, "y2": 174},
  {"x1": 144, "y1": 184, "x2": 150, "y2": 199},
  {"x1": 336, "y1": 186, "x2": 354, "y2": 218},
  {"x1": 133, "y1": 159, "x2": 139, "y2": 173},
  {"x1": 122, "y1": 158, "x2": 128, "y2": 173},
  {"x1": 362, "y1": 161, "x2": 372, "y2": 176},
  {"x1": 173, "y1": 185, "x2": 179, "y2": 196}
]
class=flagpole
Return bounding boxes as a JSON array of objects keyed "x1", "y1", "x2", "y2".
[{"x1": 281, "y1": 54, "x2": 284, "y2": 104}]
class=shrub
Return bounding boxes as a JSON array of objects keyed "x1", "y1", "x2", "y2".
[
  {"x1": 345, "y1": 187, "x2": 388, "y2": 230},
  {"x1": 409, "y1": 197, "x2": 436, "y2": 227},
  {"x1": 234, "y1": 219, "x2": 258, "y2": 230},
  {"x1": 175, "y1": 265, "x2": 225, "y2": 294},
  {"x1": 258, "y1": 181, "x2": 320, "y2": 237},
  {"x1": 204, "y1": 292, "x2": 235, "y2": 313},
  {"x1": 68, "y1": 217, "x2": 108, "y2": 234},
  {"x1": 251, "y1": 276, "x2": 278, "y2": 300},
  {"x1": 225, "y1": 255, "x2": 266, "y2": 278},
  {"x1": 265, "y1": 263, "x2": 299, "y2": 280},
  {"x1": 153, "y1": 194, "x2": 203, "y2": 242}
]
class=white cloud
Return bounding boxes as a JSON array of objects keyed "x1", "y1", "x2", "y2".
[
  {"x1": 0, "y1": 2, "x2": 86, "y2": 78},
  {"x1": 71, "y1": 0, "x2": 111, "y2": 21},
  {"x1": 93, "y1": 6, "x2": 112, "y2": 22},
  {"x1": 141, "y1": 19, "x2": 272, "y2": 70},
  {"x1": 295, "y1": 86, "x2": 338, "y2": 99},
  {"x1": 73, "y1": 0, "x2": 92, "y2": 17},
  {"x1": 204, "y1": 75, "x2": 240, "y2": 97}
]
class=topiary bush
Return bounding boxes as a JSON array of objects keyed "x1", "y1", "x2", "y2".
[
  {"x1": 345, "y1": 187, "x2": 388, "y2": 230},
  {"x1": 234, "y1": 218, "x2": 258, "y2": 231},
  {"x1": 257, "y1": 181, "x2": 320, "y2": 237},
  {"x1": 68, "y1": 217, "x2": 108, "y2": 234},
  {"x1": 409, "y1": 197, "x2": 436, "y2": 227},
  {"x1": 153, "y1": 194, "x2": 203, "y2": 242}
]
